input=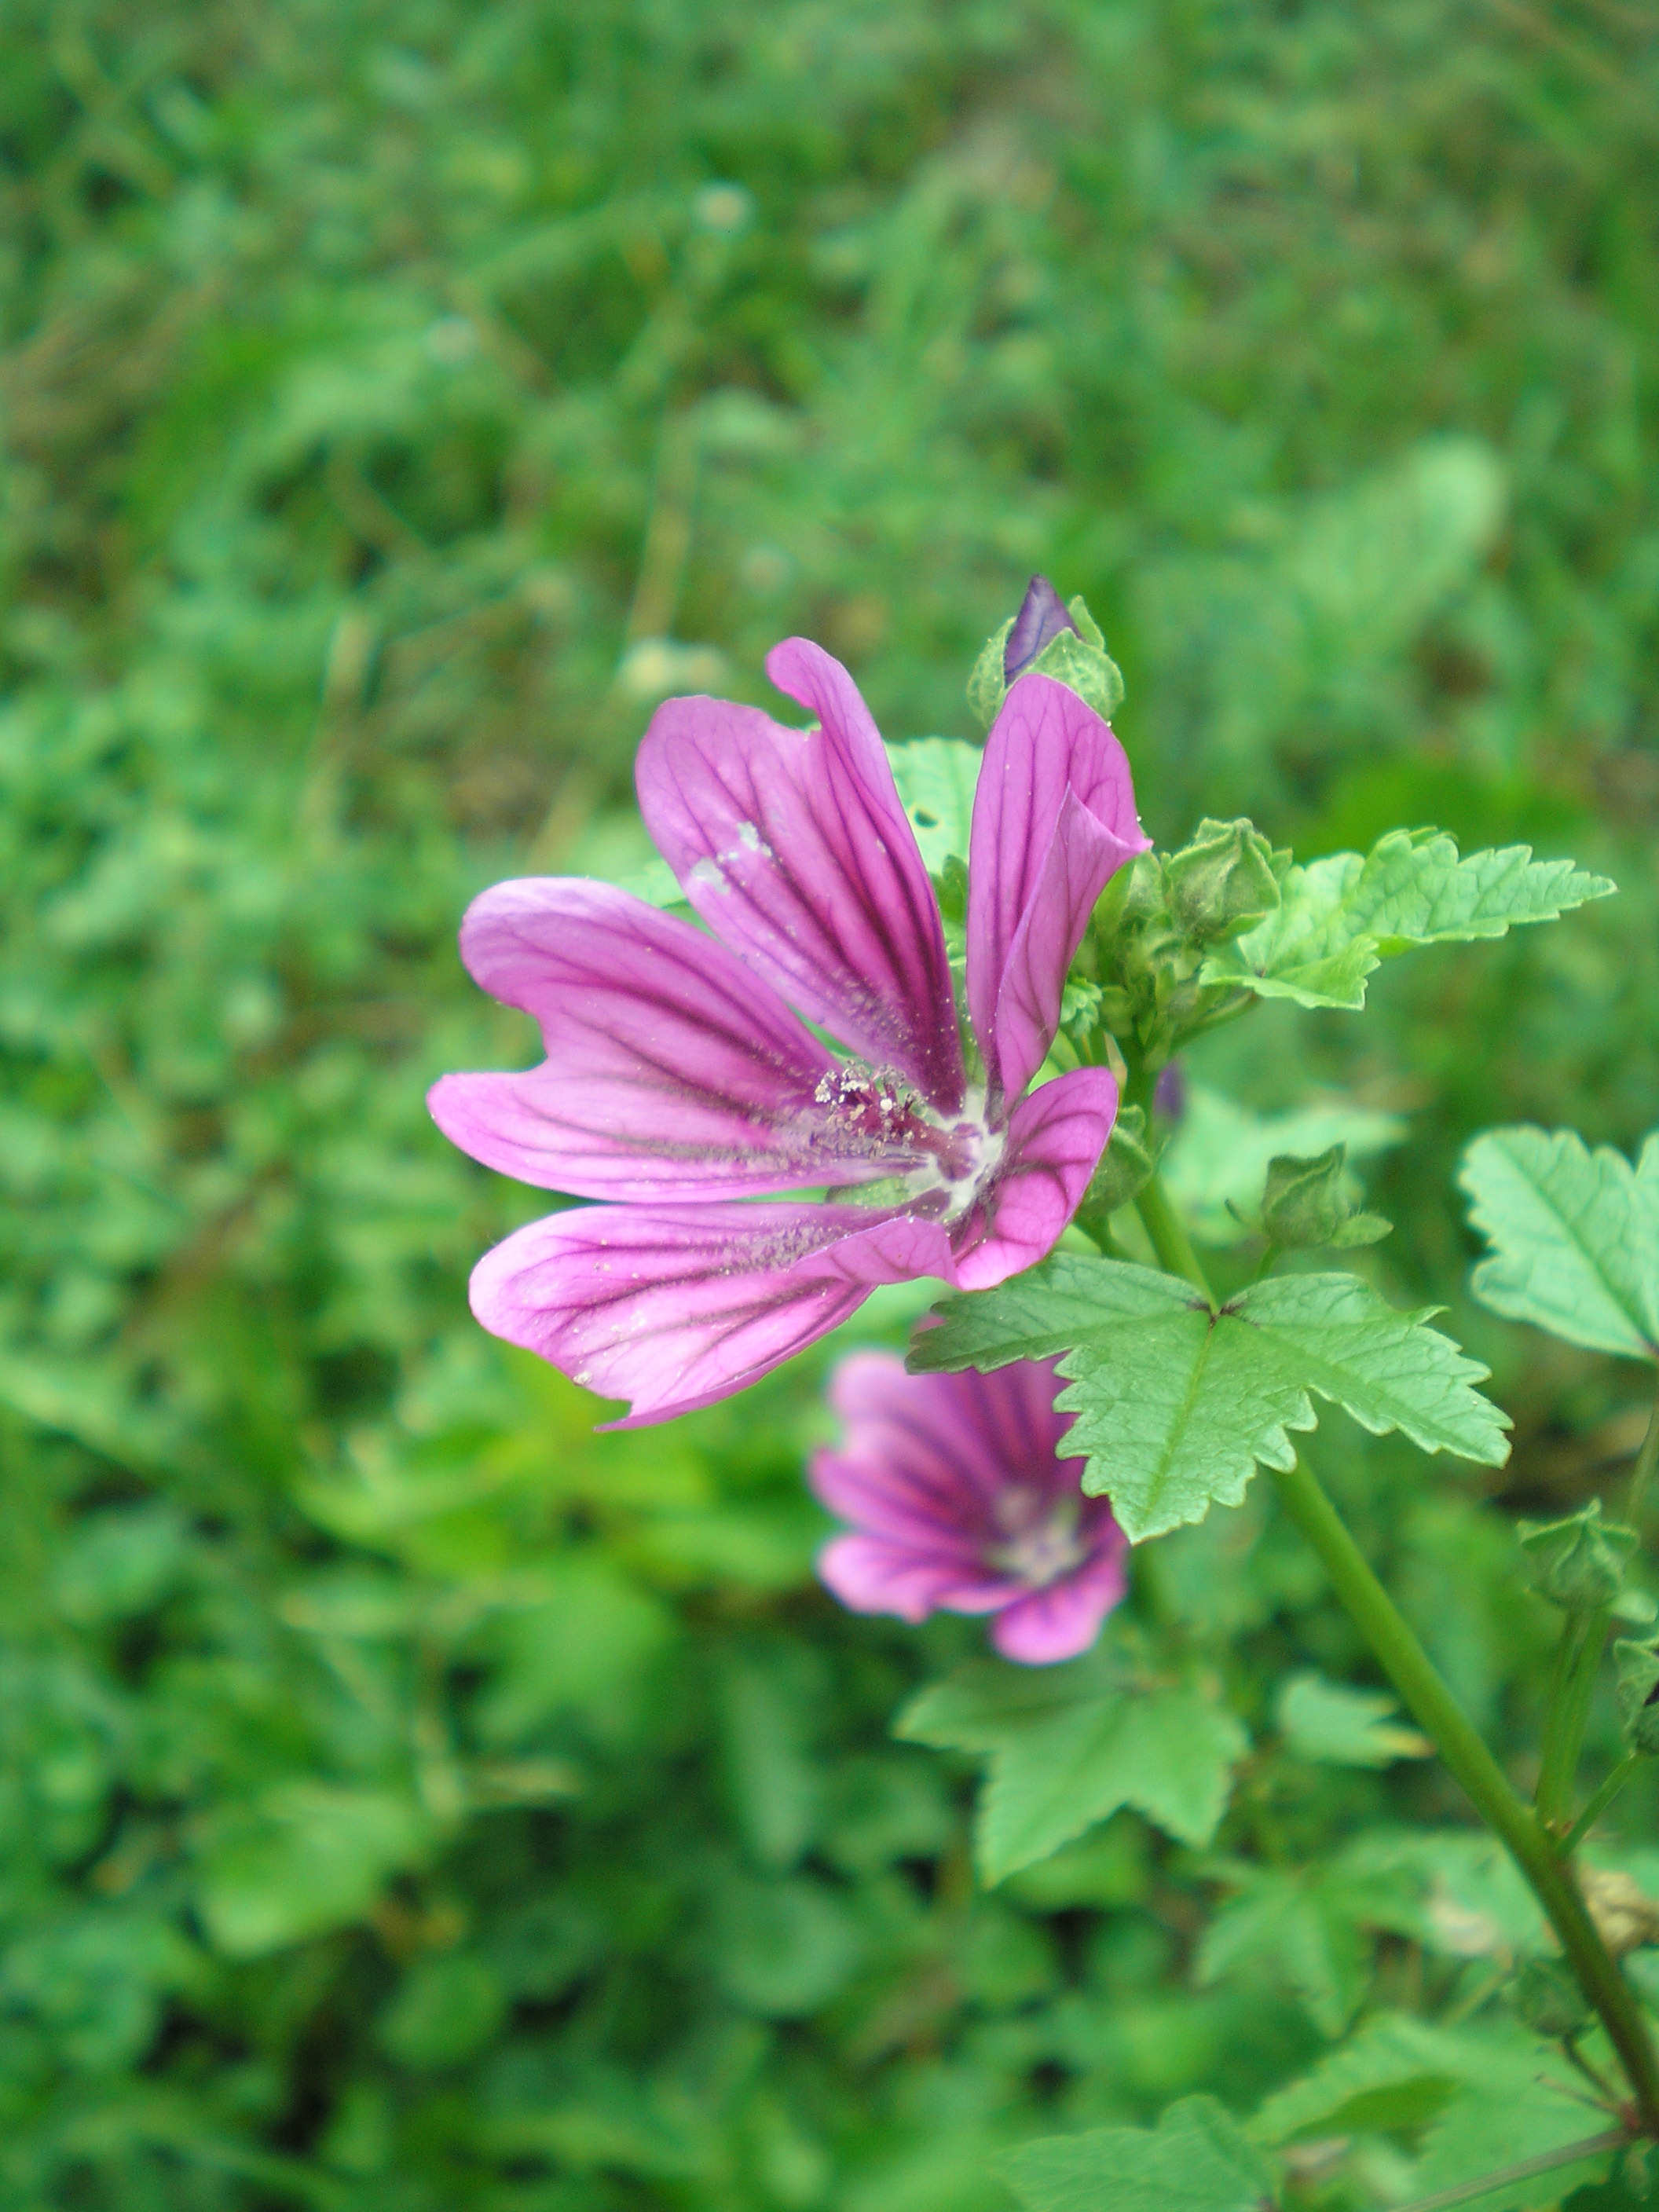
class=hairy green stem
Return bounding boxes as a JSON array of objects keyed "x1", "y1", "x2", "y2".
[
  {"x1": 1379, "y1": 2130, "x2": 1627, "y2": 2212},
  {"x1": 1132, "y1": 1161, "x2": 1659, "y2": 2130},
  {"x1": 1133, "y1": 1174, "x2": 1217, "y2": 1311},
  {"x1": 1564, "y1": 1754, "x2": 1643, "y2": 1858},
  {"x1": 1271, "y1": 1456, "x2": 1659, "y2": 2130},
  {"x1": 1538, "y1": 1606, "x2": 1613, "y2": 1836}
]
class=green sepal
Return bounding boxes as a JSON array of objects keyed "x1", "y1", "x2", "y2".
[
  {"x1": 1079, "y1": 1104, "x2": 1156, "y2": 1221},
  {"x1": 1165, "y1": 818, "x2": 1283, "y2": 943},
  {"x1": 1613, "y1": 1636, "x2": 1659, "y2": 1755},
  {"x1": 1518, "y1": 1499, "x2": 1636, "y2": 1613}
]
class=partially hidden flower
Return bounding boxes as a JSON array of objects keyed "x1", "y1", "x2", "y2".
[
  {"x1": 811, "y1": 1352, "x2": 1128, "y2": 1664},
  {"x1": 429, "y1": 637, "x2": 1148, "y2": 1425}
]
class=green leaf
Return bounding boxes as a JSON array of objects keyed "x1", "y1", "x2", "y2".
[
  {"x1": 1459, "y1": 1125, "x2": 1659, "y2": 1361},
  {"x1": 1197, "y1": 1862, "x2": 1408, "y2": 2036},
  {"x1": 912, "y1": 1258, "x2": 1510, "y2": 1540},
  {"x1": 885, "y1": 735, "x2": 981, "y2": 876},
  {"x1": 1414, "y1": 2067, "x2": 1617, "y2": 2210},
  {"x1": 1201, "y1": 829, "x2": 1613, "y2": 1010},
  {"x1": 1251, "y1": 2012, "x2": 1492, "y2": 2146},
  {"x1": 1002, "y1": 2096, "x2": 1274, "y2": 2212},
  {"x1": 1276, "y1": 1672, "x2": 1430, "y2": 1767},
  {"x1": 196, "y1": 1785, "x2": 435, "y2": 1957},
  {"x1": 895, "y1": 1649, "x2": 1247, "y2": 1884},
  {"x1": 1161, "y1": 1084, "x2": 1406, "y2": 1249}
]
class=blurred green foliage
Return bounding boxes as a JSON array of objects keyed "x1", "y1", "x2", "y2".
[{"x1": 3, "y1": 0, "x2": 1659, "y2": 2204}]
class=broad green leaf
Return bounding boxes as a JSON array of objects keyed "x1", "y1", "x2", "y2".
[
  {"x1": 1002, "y1": 2096, "x2": 1274, "y2": 2212},
  {"x1": 912, "y1": 1258, "x2": 1510, "y2": 1540},
  {"x1": 1459, "y1": 1126, "x2": 1659, "y2": 1361},
  {"x1": 886, "y1": 735, "x2": 981, "y2": 875},
  {"x1": 196, "y1": 1785, "x2": 435, "y2": 1957},
  {"x1": 1251, "y1": 2012, "x2": 1493, "y2": 2145},
  {"x1": 1201, "y1": 829, "x2": 1613, "y2": 1011},
  {"x1": 1276, "y1": 1672, "x2": 1430, "y2": 1767},
  {"x1": 895, "y1": 1649, "x2": 1246, "y2": 1883},
  {"x1": 1162, "y1": 1083, "x2": 1406, "y2": 1248},
  {"x1": 1197, "y1": 1862, "x2": 1405, "y2": 2036},
  {"x1": 1414, "y1": 2066, "x2": 1617, "y2": 2210},
  {"x1": 1335, "y1": 1826, "x2": 1547, "y2": 1958}
]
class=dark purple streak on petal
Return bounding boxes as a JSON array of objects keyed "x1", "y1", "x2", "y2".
[
  {"x1": 638, "y1": 639, "x2": 964, "y2": 1111},
  {"x1": 427, "y1": 879, "x2": 934, "y2": 1199},
  {"x1": 468, "y1": 1199, "x2": 959, "y2": 1427},
  {"x1": 948, "y1": 1065, "x2": 1119, "y2": 1291},
  {"x1": 966, "y1": 674, "x2": 1148, "y2": 1103}
]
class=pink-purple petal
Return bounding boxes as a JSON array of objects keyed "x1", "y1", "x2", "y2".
[
  {"x1": 811, "y1": 1352, "x2": 1074, "y2": 1538},
  {"x1": 636, "y1": 642, "x2": 964, "y2": 1111},
  {"x1": 966, "y1": 674, "x2": 1148, "y2": 1101},
  {"x1": 989, "y1": 1545, "x2": 1128, "y2": 1664},
  {"x1": 428, "y1": 877, "x2": 936, "y2": 1199},
  {"x1": 949, "y1": 1066, "x2": 1120, "y2": 1291},
  {"x1": 815, "y1": 1534, "x2": 1013, "y2": 1621},
  {"x1": 468, "y1": 1200, "x2": 959, "y2": 1427}
]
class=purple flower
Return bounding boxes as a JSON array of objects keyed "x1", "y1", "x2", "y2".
[
  {"x1": 429, "y1": 638, "x2": 1147, "y2": 1426},
  {"x1": 811, "y1": 1353, "x2": 1128, "y2": 1664}
]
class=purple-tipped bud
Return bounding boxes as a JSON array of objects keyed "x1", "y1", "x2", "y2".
[
  {"x1": 1005, "y1": 576, "x2": 1078, "y2": 683},
  {"x1": 1153, "y1": 1061, "x2": 1186, "y2": 1124}
]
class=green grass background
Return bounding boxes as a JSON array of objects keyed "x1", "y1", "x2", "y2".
[{"x1": 3, "y1": 2, "x2": 1659, "y2": 2206}]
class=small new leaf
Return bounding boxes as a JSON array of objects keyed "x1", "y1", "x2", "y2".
[
  {"x1": 886, "y1": 736, "x2": 981, "y2": 879},
  {"x1": 1276, "y1": 1672, "x2": 1430, "y2": 1768},
  {"x1": 1200, "y1": 828, "x2": 1613, "y2": 1012},
  {"x1": 895, "y1": 1650, "x2": 1246, "y2": 1883},
  {"x1": 1002, "y1": 2095, "x2": 1274, "y2": 2212},
  {"x1": 1260, "y1": 1146, "x2": 1392, "y2": 1251},
  {"x1": 910, "y1": 1258, "x2": 1509, "y2": 1540},
  {"x1": 1459, "y1": 1125, "x2": 1659, "y2": 1361}
]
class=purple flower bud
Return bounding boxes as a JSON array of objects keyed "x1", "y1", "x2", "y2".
[
  {"x1": 1004, "y1": 575, "x2": 1078, "y2": 683},
  {"x1": 1154, "y1": 1061, "x2": 1186, "y2": 1123}
]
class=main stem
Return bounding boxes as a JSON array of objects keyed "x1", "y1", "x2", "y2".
[{"x1": 1130, "y1": 1165, "x2": 1659, "y2": 2132}]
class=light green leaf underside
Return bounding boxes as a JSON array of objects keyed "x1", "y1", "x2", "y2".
[
  {"x1": 1459, "y1": 1124, "x2": 1659, "y2": 1361},
  {"x1": 911, "y1": 1258, "x2": 1509, "y2": 1540},
  {"x1": 1201, "y1": 827, "x2": 1613, "y2": 1011},
  {"x1": 885, "y1": 734, "x2": 981, "y2": 874},
  {"x1": 895, "y1": 1650, "x2": 1246, "y2": 1884},
  {"x1": 1276, "y1": 1672, "x2": 1430, "y2": 1768},
  {"x1": 1003, "y1": 2095, "x2": 1274, "y2": 2212},
  {"x1": 1163, "y1": 1083, "x2": 1407, "y2": 1247},
  {"x1": 1251, "y1": 2012, "x2": 1580, "y2": 2150}
]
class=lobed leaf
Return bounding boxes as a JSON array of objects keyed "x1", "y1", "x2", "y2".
[
  {"x1": 1201, "y1": 828, "x2": 1613, "y2": 1011},
  {"x1": 896, "y1": 1649, "x2": 1246, "y2": 1884},
  {"x1": 1459, "y1": 1125, "x2": 1659, "y2": 1361},
  {"x1": 1276, "y1": 1672, "x2": 1430, "y2": 1768},
  {"x1": 1251, "y1": 2013, "x2": 1542, "y2": 2147},
  {"x1": 1002, "y1": 2096, "x2": 1274, "y2": 2212},
  {"x1": 912, "y1": 1258, "x2": 1509, "y2": 1540}
]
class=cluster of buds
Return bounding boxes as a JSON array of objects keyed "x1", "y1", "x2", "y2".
[{"x1": 1083, "y1": 818, "x2": 1286, "y2": 1068}]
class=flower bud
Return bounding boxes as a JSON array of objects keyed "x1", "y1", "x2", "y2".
[
  {"x1": 1081, "y1": 1104, "x2": 1155, "y2": 1219},
  {"x1": 1508, "y1": 1956, "x2": 1592, "y2": 2038},
  {"x1": 1259, "y1": 1146, "x2": 1391, "y2": 1251},
  {"x1": 1615, "y1": 1635, "x2": 1659, "y2": 1755},
  {"x1": 1519, "y1": 1500, "x2": 1637, "y2": 1613},
  {"x1": 1004, "y1": 574, "x2": 1077, "y2": 680},
  {"x1": 1163, "y1": 818, "x2": 1283, "y2": 943},
  {"x1": 966, "y1": 579, "x2": 1125, "y2": 730}
]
